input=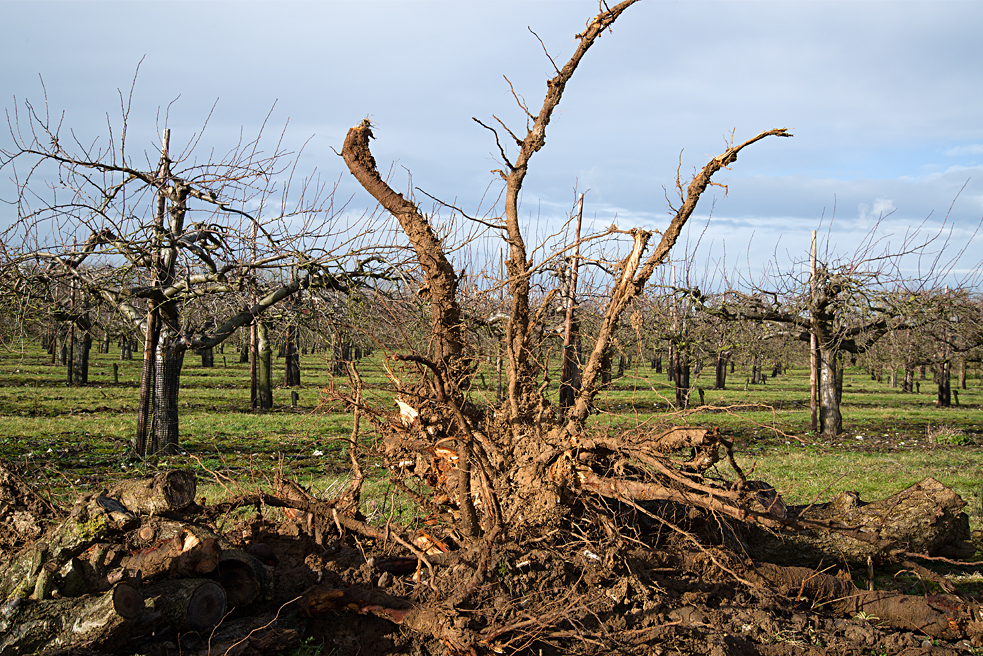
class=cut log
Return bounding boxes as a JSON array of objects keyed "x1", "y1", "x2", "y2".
[
  {"x1": 120, "y1": 525, "x2": 221, "y2": 580},
  {"x1": 212, "y1": 548, "x2": 269, "y2": 608},
  {"x1": 38, "y1": 521, "x2": 223, "y2": 597},
  {"x1": 736, "y1": 477, "x2": 971, "y2": 567},
  {"x1": 184, "y1": 615, "x2": 302, "y2": 656},
  {"x1": 143, "y1": 578, "x2": 227, "y2": 633},
  {"x1": 0, "y1": 582, "x2": 144, "y2": 655},
  {"x1": 108, "y1": 470, "x2": 197, "y2": 515},
  {"x1": 0, "y1": 494, "x2": 137, "y2": 603}
]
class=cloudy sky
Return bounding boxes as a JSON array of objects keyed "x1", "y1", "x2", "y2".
[{"x1": 3, "y1": 0, "x2": 982, "y2": 286}]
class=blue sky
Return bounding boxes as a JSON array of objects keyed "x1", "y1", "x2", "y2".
[{"x1": 3, "y1": 0, "x2": 982, "y2": 286}]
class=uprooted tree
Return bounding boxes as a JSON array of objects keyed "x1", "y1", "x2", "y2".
[
  {"x1": 312, "y1": 1, "x2": 977, "y2": 648},
  {"x1": 2, "y1": 3, "x2": 979, "y2": 654},
  {"x1": 336, "y1": 0, "x2": 789, "y2": 543}
]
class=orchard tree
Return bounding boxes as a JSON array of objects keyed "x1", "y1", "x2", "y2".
[
  {"x1": 715, "y1": 255, "x2": 930, "y2": 436},
  {"x1": 1, "y1": 99, "x2": 385, "y2": 456}
]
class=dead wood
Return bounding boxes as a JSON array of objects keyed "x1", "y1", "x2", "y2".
[
  {"x1": 183, "y1": 614, "x2": 303, "y2": 656},
  {"x1": 142, "y1": 578, "x2": 227, "y2": 633},
  {"x1": 748, "y1": 562, "x2": 978, "y2": 640},
  {"x1": 0, "y1": 582, "x2": 144, "y2": 656},
  {"x1": 107, "y1": 470, "x2": 197, "y2": 515},
  {"x1": 0, "y1": 494, "x2": 137, "y2": 603},
  {"x1": 118, "y1": 524, "x2": 221, "y2": 581},
  {"x1": 736, "y1": 477, "x2": 972, "y2": 567},
  {"x1": 214, "y1": 548, "x2": 269, "y2": 608}
]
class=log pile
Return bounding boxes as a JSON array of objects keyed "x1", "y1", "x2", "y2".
[
  {"x1": 0, "y1": 468, "x2": 273, "y2": 656},
  {"x1": 1, "y1": 460, "x2": 981, "y2": 655}
]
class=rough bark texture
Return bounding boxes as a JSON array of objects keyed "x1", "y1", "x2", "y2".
[
  {"x1": 341, "y1": 121, "x2": 467, "y2": 398},
  {"x1": 818, "y1": 344, "x2": 843, "y2": 436},
  {"x1": 257, "y1": 321, "x2": 273, "y2": 410},
  {"x1": 0, "y1": 494, "x2": 137, "y2": 603},
  {"x1": 736, "y1": 477, "x2": 971, "y2": 567},
  {"x1": 748, "y1": 563, "x2": 968, "y2": 640},
  {"x1": 143, "y1": 578, "x2": 227, "y2": 633},
  {"x1": 108, "y1": 470, "x2": 197, "y2": 515},
  {"x1": 151, "y1": 332, "x2": 185, "y2": 455},
  {"x1": 0, "y1": 582, "x2": 144, "y2": 656}
]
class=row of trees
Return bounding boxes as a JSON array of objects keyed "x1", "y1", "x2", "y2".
[{"x1": 1, "y1": 0, "x2": 979, "y2": 471}]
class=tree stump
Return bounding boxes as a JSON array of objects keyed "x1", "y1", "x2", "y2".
[{"x1": 143, "y1": 578, "x2": 227, "y2": 633}]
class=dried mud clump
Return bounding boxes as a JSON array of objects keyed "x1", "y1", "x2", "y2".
[{"x1": 0, "y1": 461, "x2": 60, "y2": 560}]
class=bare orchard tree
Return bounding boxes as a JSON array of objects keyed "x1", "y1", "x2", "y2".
[
  {"x1": 1, "y1": 97, "x2": 385, "y2": 456},
  {"x1": 714, "y1": 243, "x2": 937, "y2": 436}
]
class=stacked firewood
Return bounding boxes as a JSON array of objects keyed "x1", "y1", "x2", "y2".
[{"x1": 0, "y1": 470, "x2": 274, "y2": 656}]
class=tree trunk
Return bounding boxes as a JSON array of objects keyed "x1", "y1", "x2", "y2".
[
  {"x1": 257, "y1": 321, "x2": 273, "y2": 410},
  {"x1": 714, "y1": 351, "x2": 728, "y2": 390},
  {"x1": 937, "y1": 360, "x2": 951, "y2": 407},
  {"x1": 134, "y1": 309, "x2": 161, "y2": 457},
  {"x1": 959, "y1": 358, "x2": 967, "y2": 390},
  {"x1": 284, "y1": 323, "x2": 300, "y2": 387},
  {"x1": 674, "y1": 349, "x2": 690, "y2": 408},
  {"x1": 119, "y1": 336, "x2": 132, "y2": 360},
  {"x1": 751, "y1": 355, "x2": 762, "y2": 385},
  {"x1": 818, "y1": 345, "x2": 842, "y2": 436},
  {"x1": 56, "y1": 331, "x2": 68, "y2": 366},
  {"x1": 72, "y1": 327, "x2": 91, "y2": 386},
  {"x1": 151, "y1": 333, "x2": 185, "y2": 455},
  {"x1": 199, "y1": 346, "x2": 214, "y2": 368},
  {"x1": 903, "y1": 362, "x2": 914, "y2": 393},
  {"x1": 735, "y1": 477, "x2": 970, "y2": 568},
  {"x1": 599, "y1": 348, "x2": 612, "y2": 387}
]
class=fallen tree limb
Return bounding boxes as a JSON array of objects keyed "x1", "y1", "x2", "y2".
[
  {"x1": 737, "y1": 477, "x2": 972, "y2": 567},
  {"x1": 748, "y1": 562, "x2": 978, "y2": 640},
  {"x1": 0, "y1": 494, "x2": 137, "y2": 603}
]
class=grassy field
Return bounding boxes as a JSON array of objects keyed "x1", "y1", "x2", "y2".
[{"x1": 1, "y1": 342, "x2": 981, "y2": 523}]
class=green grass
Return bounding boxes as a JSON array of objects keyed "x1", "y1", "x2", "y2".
[{"x1": 2, "y1": 342, "x2": 982, "y2": 524}]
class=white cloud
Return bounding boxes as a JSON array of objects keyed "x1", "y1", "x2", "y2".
[
  {"x1": 945, "y1": 144, "x2": 983, "y2": 157},
  {"x1": 859, "y1": 197, "x2": 897, "y2": 222}
]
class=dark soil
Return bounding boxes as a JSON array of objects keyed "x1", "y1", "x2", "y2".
[
  {"x1": 3, "y1": 458, "x2": 982, "y2": 656},
  {"x1": 218, "y1": 513, "x2": 981, "y2": 656}
]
